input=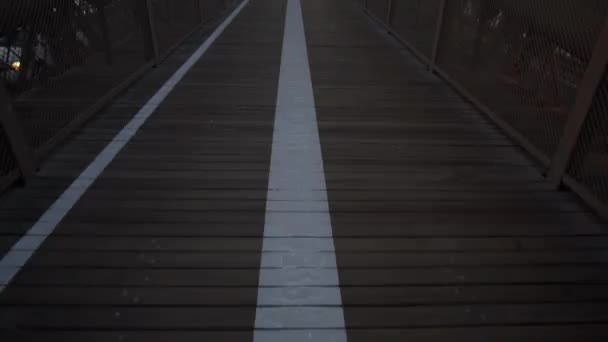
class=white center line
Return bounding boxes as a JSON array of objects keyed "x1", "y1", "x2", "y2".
[
  {"x1": 253, "y1": 0, "x2": 347, "y2": 341},
  {"x1": 0, "y1": 0, "x2": 250, "y2": 292}
]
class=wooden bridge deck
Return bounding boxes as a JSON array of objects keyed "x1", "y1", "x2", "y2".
[{"x1": 0, "y1": 0, "x2": 607, "y2": 341}]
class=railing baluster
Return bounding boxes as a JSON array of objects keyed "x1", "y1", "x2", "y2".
[
  {"x1": 144, "y1": 0, "x2": 160, "y2": 65},
  {"x1": 98, "y1": 4, "x2": 114, "y2": 65},
  {"x1": 386, "y1": 0, "x2": 394, "y2": 26},
  {"x1": 430, "y1": 0, "x2": 446, "y2": 73},
  {"x1": 199, "y1": 0, "x2": 205, "y2": 24},
  {"x1": 0, "y1": 82, "x2": 36, "y2": 182}
]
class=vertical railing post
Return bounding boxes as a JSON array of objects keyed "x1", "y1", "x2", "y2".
[
  {"x1": 386, "y1": 0, "x2": 394, "y2": 26},
  {"x1": 430, "y1": 0, "x2": 446, "y2": 73},
  {"x1": 0, "y1": 81, "x2": 36, "y2": 182},
  {"x1": 17, "y1": 33, "x2": 35, "y2": 91},
  {"x1": 547, "y1": 20, "x2": 608, "y2": 187},
  {"x1": 198, "y1": 0, "x2": 206, "y2": 24},
  {"x1": 471, "y1": 2, "x2": 493, "y2": 70},
  {"x1": 98, "y1": 4, "x2": 114, "y2": 65},
  {"x1": 143, "y1": 0, "x2": 160, "y2": 65}
]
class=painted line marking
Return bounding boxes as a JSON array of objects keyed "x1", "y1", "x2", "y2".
[
  {"x1": 253, "y1": 0, "x2": 348, "y2": 341},
  {"x1": 0, "y1": 0, "x2": 250, "y2": 291}
]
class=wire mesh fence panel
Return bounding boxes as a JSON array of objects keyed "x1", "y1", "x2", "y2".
[
  {"x1": 0, "y1": 0, "x2": 151, "y2": 150},
  {"x1": 435, "y1": 0, "x2": 608, "y2": 158},
  {"x1": 567, "y1": 71, "x2": 608, "y2": 203},
  {"x1": 366, "y1": 0, "x2": 389, "y2": 24},
  {"x1": 390, "y1": 0, "x2": 442, "y2": 58},
  {"x1": 149, "y1": 0, "x2": 202, "y2": 54}
]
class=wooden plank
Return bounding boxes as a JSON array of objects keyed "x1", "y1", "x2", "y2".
[
  {"x1": 2, "y1": 198, "x2": 587, "y2": 213},
  {"x1": 1, "y1": 286, "x2": 260, "y2": 305},
  {"x1": 1, "y1": 332, "x2": 251, "y2": 342},
  {"x1": 19, "y1": 250, "x2": 608, "y2": 268},
  {"x1": 5, "y1": 296, "x2": 606, "y2": 330},
  {"x1": 3, "y1": 188, "x2": 579, "y2": 202},
  {"x1": 6, "y1": 235, "x2": 604, "y2": 253},
  {"x1": 3, "y1": 283, "x2": 607, "y2": 306},
  {"x1": 341, "y1": 303, "x2": 608, "y2": 327},
  {"x1": 336, "y1": 266, "x2": 608, "y2": 285},
  {"x1": 12, "y1": 268, "x2": 260, "y2": 286},
  {"x1": 12, "y1": 265, "x2": 608, "y2": 287},
  {"x1": 0, "y1": 307, "x2": 257, "y2": 329},
  {"x1": 345, "y1": 326, "x2": 608, "y2": 342},
  {"x1": 5, "y1": 219, "x2": 603, "y2": 237},
  {"x1": 4, "y1": 328, "x2": 606, "y2": 342},
  {"x1": 37, "y1": 237, "x2": 264, "y2": 252}
]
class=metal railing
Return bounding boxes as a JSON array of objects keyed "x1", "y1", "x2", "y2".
[
  {"x1": 362, "y1": 0, "x2": 608, "y2": 220},
  {"x1": 0, "y1": 0, "x2": 239, "y2": 194}
]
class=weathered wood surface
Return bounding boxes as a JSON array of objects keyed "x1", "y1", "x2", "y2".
[
  {"x1": 0, "y1": 0, "x2": 606, "y2": 341},
  {"x1": 303, "y1": 0, "x2": 608, "y2": 340},
  {"x1": 0, "y1": 0, "x2": 283, "y2": 340}
]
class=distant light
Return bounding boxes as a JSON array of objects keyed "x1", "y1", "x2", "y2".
[{"x1": 10, "y1": 61, "x2": 20, "y2": 71}]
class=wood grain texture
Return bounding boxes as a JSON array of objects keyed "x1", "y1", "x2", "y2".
[
  {"x1": 302, "y1": 0, "x2": 608, "y2": 340},
  {"x1": 0, "y1": 0, "x2": 606, "y2": 341},
  {"x1": 0, "y1": 1, "x2": 284, "y2": 340}
]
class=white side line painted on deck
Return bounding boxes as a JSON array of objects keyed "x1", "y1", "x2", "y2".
[
  {"x1": 0, "y1": 0, "x2": 250, "y2": 291},
  {"x1": 253, "y1": 0, "x2": 348, "y2": 341}
]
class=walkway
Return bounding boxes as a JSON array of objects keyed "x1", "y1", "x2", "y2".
[{"x1": 1, "y1": 0, "x2": 608, "y2": 341}]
